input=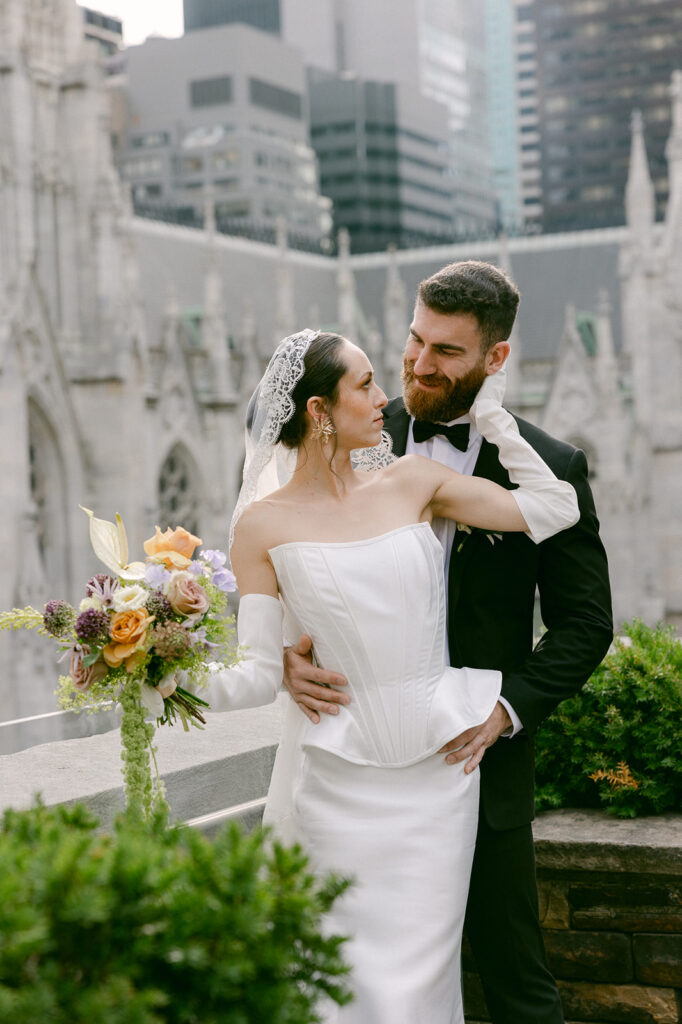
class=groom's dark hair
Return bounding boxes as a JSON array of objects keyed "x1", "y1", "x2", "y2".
[{"x1": 418, "y1": 261, "x2": 520, "y2": 353}]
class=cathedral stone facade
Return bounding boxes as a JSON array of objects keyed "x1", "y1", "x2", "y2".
[{"x1": 1, "y1": 1, "x2": 680, "y2": 746}]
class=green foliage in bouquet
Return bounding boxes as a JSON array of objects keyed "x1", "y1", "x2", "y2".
[
  {"x1": 535, "y1": 620, "x2": 682, "y2": 818},
  {"x1": 0, "y1": 801, "x2": 352, "y2": 1024}
]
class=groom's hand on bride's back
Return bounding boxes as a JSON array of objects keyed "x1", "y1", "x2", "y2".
[{"x1": 283, "y1": 635, "x2": 349, "y2": 723}]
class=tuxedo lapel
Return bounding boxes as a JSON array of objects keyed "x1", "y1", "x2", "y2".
[
  {"x1": 382, "y1": 399, "x2": 411, "y2": 457},
  {"x1": 447, "y1": 431, "x2": 514, "y2": 663}
]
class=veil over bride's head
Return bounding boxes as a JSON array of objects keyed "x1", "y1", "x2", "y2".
[
  {"x1": 230, "y1": 328, "x2": 319, "y2": 550},
  {"x1": 229, "y1": 329, "x2": 395, "y2": 552}
]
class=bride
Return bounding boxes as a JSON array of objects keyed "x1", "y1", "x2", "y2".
[{"x1": 194, "y1": 329, "x2": 578, "y2": 1023}]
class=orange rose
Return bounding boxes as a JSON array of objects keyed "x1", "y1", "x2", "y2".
[
  {"x1": 143, "y1": 526, "x2": 202, "y2": 569},
  {"x1": 103, "y1": 608, "x2": 153, "y2": 672}
]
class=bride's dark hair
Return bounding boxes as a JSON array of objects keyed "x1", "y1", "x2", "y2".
[{"x1": 278, "y1": 332, "x2": 347, "y2": 449}]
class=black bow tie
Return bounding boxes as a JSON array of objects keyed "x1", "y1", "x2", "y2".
[{"x1": 412, "y1": 421, "x2": 470, "y2": 451}]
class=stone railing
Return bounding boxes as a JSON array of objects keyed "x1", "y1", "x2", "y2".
[
  {"x1": 1, "y1": 701, "x2": 680, "y2": 1024},
  {"x1": 0, "y1": 698, "x2": 286, "y2": 834}
]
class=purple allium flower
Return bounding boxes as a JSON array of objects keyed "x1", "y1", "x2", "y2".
[
  {"x1": 212, "y1": 567, "x2": 237, "y2": 593},
  {"x1": 146, "y1": 589, "x2": 173, "y2": 624},
  {"x1": 86, "y1": 574, "x2": 120, "y2": 606},
  {"x1": 43, "y1": 600, "x2": 77, "y2": 638},
  {"x1": 200, "y1": 548, "x2": 227, "y2": 570},
  {"x1": 75, "y1": 608, "x2": 110, "y2": 645},
  {"x1": 144, "y1": 563, "x2": 171, "y2": 589},
  {"x1": 151, "y1": 621, "x2": 190, "y2": 659}
]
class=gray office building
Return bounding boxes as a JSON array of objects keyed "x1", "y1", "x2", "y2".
[
  {"x1": 81, "y1": 6, "x2": 122, "y2": 56},
  {"x1": 517, "y1": 0, "x2": 682, "y2": 233},
  {"x1": 309, "y1": 72, "x2": 453, "y2": 252},
  {"x1": 184, "y1": 0, "x2": 496, "y2": 237},
  {"x1": 112, "y1": 24, "x2": 331, "y2": 240}
]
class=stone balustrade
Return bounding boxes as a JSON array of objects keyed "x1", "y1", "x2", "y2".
[{"x1": 1, "y1": 700, "x2": 680, "y2": 1023}]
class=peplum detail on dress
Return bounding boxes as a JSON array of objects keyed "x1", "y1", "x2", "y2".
[{"x1": 269, "y1": 523, "x2": 501, "y2": 768}]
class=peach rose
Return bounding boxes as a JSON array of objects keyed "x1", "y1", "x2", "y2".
[
  {"x1": 70, "y1": 645, "x2": 109, "y2": 691},
  {"x1": 165, "y1": 571, "x2": 209, "y2": 622},
  {"x1": 103, "y1": 607, "x2": 153, "y2": 672},
  {"x1": 144, "y1": 526, "x2": 202, "y2": 569}
]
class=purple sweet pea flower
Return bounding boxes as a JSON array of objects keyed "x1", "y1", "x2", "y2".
[
  {"x1": 212, "y1": 567, "x2": 237, "y2": 593},
  {"x1": 144, "y1": 563, "x2": 171, "y2": 588},
  {"x1": 200, "y1": 548, "x2": 227, "y2": 570},
  {"x1": 186, "y1": 625, "x2": 221, "y2": 651},
  {"x1": 186, "y1": 560, "x2": 204, "y2": 577}
]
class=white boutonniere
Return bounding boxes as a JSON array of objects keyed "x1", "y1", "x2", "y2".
[{"x1": 455, "y1": 523, "x2": 504, "y2": 554}]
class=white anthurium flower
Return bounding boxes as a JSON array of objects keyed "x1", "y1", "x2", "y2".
[
  {"x1": 139, "y1": 683, "x2": 165, "y2": 719},
  {"x1": 111, "y1": 584, "x2": 148, "y2": 613},
  {"x1": 80, "y1": 506, "x2": 146, "y2": 580}
]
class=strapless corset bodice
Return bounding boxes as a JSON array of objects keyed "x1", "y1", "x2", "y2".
[{"x1": 269, "y1": 522, "x2": 500, "y2": 767}]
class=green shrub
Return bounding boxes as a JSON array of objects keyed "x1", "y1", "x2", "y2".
[
  {"x1": 535, "y1": 619, "x2": 682, "y2": 818},
  {"x1": 0, "y1": 802, "x2": 351, "y2": 1023}
]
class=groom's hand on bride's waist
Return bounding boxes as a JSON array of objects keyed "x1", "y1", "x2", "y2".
[
  {"x1": 283, "y1": 635, "x2": 350, "y2": 724},
  {"x1": 439, "y1": 702, "x2": 513, "y2": 774}
]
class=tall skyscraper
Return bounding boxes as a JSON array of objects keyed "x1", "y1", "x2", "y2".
[
  {"x1": 513, "y1": 0, "x2": 542, "y2": 226},
  {"x1": 515, "y1": 0, "x2": 682, "y2": 233},
  {"x1": 485, "y1": 0, "x2": 521, "y2": 229},
  {"x1": 309, "y1": 72, "x2": 453, "y2": 252}
]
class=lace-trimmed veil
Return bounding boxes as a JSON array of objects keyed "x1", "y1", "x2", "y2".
[{"x1": 229, "y1": 328, "x2": 396, "y2": 551}]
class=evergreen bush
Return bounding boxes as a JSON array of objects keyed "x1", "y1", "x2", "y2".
[
  {"x1": 0, "y1": 802, "x2": 351, "y2": 1023},
  {"x1": 535, "y1": 620, "x2": 682, "y2": 818}
]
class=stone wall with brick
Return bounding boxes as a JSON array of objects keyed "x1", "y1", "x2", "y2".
[{"x1": 464, "y1": 810, "x2": 682, "y2": 1024}]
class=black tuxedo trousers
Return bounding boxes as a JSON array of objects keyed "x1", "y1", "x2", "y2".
[{"x1": 382, "y1": 399, "x2": 613, "y2": 1023}]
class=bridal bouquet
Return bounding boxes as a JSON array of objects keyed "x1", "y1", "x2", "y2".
[{"x1": 0, "y1": 509, "x2": 238, "y2": 818}]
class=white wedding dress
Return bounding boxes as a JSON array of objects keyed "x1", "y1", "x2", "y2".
[{"x1": 263, "y1": 521, "x2": 501, "y2": 1024}]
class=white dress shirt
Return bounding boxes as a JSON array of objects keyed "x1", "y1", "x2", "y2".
[{"x1": 406, "y1": 413, "x2": 523, "y2": 737}]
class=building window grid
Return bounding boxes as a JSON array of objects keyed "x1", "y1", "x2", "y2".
[
  {"x1": 190, "y1": 76, "x2": 233, "y2": 108},
  {"x1": 249, "y1": 78, "x2": 302, "y2": 120}
]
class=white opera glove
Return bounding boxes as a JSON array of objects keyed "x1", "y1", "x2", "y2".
[
  {"x1": 470, "y1": 369, "x2": 579, "y2": 544},
  {"x1": 203, "y1": 593, "x2": 284, "y2": 712}
]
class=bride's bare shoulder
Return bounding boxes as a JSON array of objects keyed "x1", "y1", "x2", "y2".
[
  {"x1": 381, "y1": 454, "x2": 441, "y2": 482},
  {"x1": 231, "y1": 500, "x2": 280, "y2": 553}
]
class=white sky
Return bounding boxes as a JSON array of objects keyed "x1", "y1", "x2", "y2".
[{"x1": 78, "y1": 1, "x2": 184, "y2": 47}]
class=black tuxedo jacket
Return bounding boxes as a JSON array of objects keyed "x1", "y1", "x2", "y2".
[{"x1": 382, "y1": 398, "x2": 613, "y2": 830}]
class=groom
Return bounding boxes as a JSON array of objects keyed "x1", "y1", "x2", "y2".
[{"x1": 283, "y1": 260, "x2": 613, "y2": 1023}]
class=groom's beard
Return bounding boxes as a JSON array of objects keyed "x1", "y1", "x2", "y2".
[{"x1": 401, "y1": 356, "x2": 488, "y2": 422}]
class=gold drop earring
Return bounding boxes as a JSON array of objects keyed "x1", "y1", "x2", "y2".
[{"x1": 311, "y1": 416, "x2": 336, "y2": 443}]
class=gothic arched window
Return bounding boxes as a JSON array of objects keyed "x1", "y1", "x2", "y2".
[{"x1": 158, "y1": 445, "x2": 200, "y2": 536}]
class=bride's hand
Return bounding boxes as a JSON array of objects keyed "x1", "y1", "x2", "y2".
[{"x1": 470, "y1": 367, "x2": 507, "y2": 424}]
